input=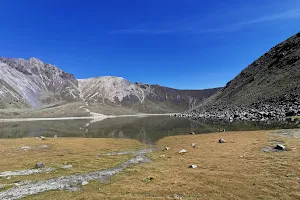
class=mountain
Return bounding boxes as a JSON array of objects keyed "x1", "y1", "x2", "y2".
[
  {"x1": 0, "y1": 57, "x2": 220, "y2": 116},
  {"x1": 0, "y1": 57, "x2": 80, "y2": 109},
  {"x1": 185, "y1": 32, "x2": 300, "y2": 120},
  {"x1": 79, "y1": 76, "x2": 221, "y2": 114}
]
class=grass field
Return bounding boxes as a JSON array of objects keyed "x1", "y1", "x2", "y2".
[{"x1": 0, "y1": 130, "x2": 300, "y2": 199}]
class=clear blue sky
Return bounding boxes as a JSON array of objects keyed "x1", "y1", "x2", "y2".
[{"x1": 1, "y1": 0, "x2": 300, "y2": 89}]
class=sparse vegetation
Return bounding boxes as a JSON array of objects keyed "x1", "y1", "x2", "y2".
[{"x1": 1, "y1": 130, "x2": 300, "y2": 199}]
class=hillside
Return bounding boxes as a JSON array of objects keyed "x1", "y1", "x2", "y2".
[
  {"x1": 0, "y1": 57, "x2": 80, "y2": 109},
  {"x1": 79, "y1": 76, "x2": 220, "y2": 114},
  {"x1": 0, "y1": 57, "x2": 220, "y2": 116},
  {"x1": 185, "y1": 32, "x2": 300, "y2": 121}
]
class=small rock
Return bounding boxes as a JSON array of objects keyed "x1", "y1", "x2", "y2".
[
  {"x1": 159, "y1": 155, "x2": 166, "y2": 158},
  {"x1": 144, "y1": 177, "x2": 155, "y2": 182},
  {"x1": 179, "y1": 149, "x2": 187, "y2": 154},
  {"x1": 40, "y1": 136, "x2": 46, "y2": 140},
  {"x1": 189, "y1": 165, "x2": 198, "y2": 169},
  {"x1": 191, "y1": 143, "x2": 196, "y2": 148},
  {"x1": 21, "y1": 146, "x2": 31, "y2": 150},
  {"x1": 275, "y1": 144, "x2": 286, "y2": 151},
  {"x1": 165, "y1": 147, "x2": 170, "y2": 151},
  {"x1": 35, "y1": 162, "x2": 45, "y2": 168},
  {"x1": 54, "y1": 135, "x2": 58, "y2": 138},
  {"x1": 219, "y1": 139, "x2": 226, "y2": 143},
  {"x1": 81, "y1": 181, "x2": 89, "y2": 186},
  {"x1": 39, "y1": 145, "x2": 48, "y2": 149},
  {"x1": 190, "y1": 132, "x2": 195, "y2": 135},
  {"x1": 173, "y1": 194, "x2": 184, "y2": 200},
  {"x1": 61, "y1": 164, "x2": 73, "y2": 169}
]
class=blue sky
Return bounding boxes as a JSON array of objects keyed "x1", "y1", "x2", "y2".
[{"x1": 1, "y1": 0, "x2": 300, "y2": 89}]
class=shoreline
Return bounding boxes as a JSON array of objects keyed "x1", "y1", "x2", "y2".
[{"x1": 0, "y1": 113, "x2": 177, "y2": 122}]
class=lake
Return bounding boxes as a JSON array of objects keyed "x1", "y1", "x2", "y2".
[{"x1": 0, "y1": 116, "x2": 298, "y2": 144}]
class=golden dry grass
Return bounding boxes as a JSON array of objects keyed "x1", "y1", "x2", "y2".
[
  {"x1": 2, "y1": 130, "x2": 300, "y2": 200},
  {"x1": 0, "y1": 137, "x2": 146, "y2": 185}
]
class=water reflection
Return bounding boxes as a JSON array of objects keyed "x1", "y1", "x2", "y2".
[{"x1": 0, "y1": 116, "x2": 298, "y2": 144}]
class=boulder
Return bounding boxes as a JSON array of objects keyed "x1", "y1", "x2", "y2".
[
  {"x1": 219, "y1": 139, "x2": 226, "y2": 143},
  {"x1": 81, "y1": 181, "x2": 89, "y2": 186},
  {"x1": 179, "y1": 149, "x2": 187, "y2": 154},
  {"x1": 275, "y1": 144, "x2": 286, "y2": 150},
  {"x1": 35, "y1": 162, "x2": 45, "y2": 168}
]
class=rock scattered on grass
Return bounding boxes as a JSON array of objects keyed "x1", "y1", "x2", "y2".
[
  {"x1": 35, "y1": 162, "x2": 45, "y2": 168},
  {"x1": 54, "y1": 135, "x2": 58, "y2": 139},
  {"x1": 165, "y1": 147, "x2": 170, "y2": 151},
  {"x1": 275, "y1": 144, "x2": 286, "y2": 151},
  {"x1": 39, "y1": 145, "x2": 48, "y2": 149},
  {"x1": 81, "y1": 181, "x2": 89, "y2": 186},
  {"x1": 40, "y1": 136, "x2": 46, "y2": 140},
  {"x1": 172, "y1": 194, "x2": 185, "y2": 200},
  {"x1": 191, "y1": 143, "x2": 196, "y2": 148},
  {"x1": 21, "y1": 146, "x2": 31, "y2": 150},
  {"x1": 189, "y1": 165, "x2": 198, "y2": 169},
  {"x1": 179, "y1": 149, "x2": 187, "y2": 154},
  {"x1": 190, "y1": 132, "x2": 195, "y2": 135},
  {"x1": 61, "y1": 165, "x2": 73, "y2": 169},
  {"x1": 219, "y1": 139, "x2": 226, "y2": 143}
]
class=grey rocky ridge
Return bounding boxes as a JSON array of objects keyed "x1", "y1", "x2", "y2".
[
  {"x1": 79, "y1": 76, "x2": 221, "y2": 114},
  {"x1": 0, "y1": 57, "x2": 80, "y2": 109},
  {"x1": 0, "y1": 57, "x2": 220, "y2": 115},
  {"x1": 184, "y1": 32, "x2": 300, "y2": 121}
]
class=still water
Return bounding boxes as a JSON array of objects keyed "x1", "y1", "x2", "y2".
[{"x1": 0, "y1": 116, "x2": 298, "y2": 144}]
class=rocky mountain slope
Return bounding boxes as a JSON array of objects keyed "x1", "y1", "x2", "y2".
[
  {"x1": 185, "y1": 32, "x2": 300, "y2": 121},
  {"x1": 79, "y1": 76, "x2": 220, "y2": 114},
  {"x1": 0, "y1": 57, "x2": 80, "y2": 109},
  {"x1": 0, "y1": 57, "x2": 220, "y2": 115}
]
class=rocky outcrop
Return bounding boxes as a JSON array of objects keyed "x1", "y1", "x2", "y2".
[
  {"x1": 185, "y1": 32, "x2": 300, "y2": 121},
  {"x1": 0, "y1": 57, "x2": 80, "y2": 109},
  {"x1": 79, "y1": 76, "x2": 221, "y2": 113}
]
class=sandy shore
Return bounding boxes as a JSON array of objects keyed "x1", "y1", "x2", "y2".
[{"x1": 0, "y1": 113, "x2": 176, "y2": 123}]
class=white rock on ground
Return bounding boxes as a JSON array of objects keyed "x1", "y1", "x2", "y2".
[
  {"x1": 179, "y1": 149, "x2": 187, "y2": 154},
  {"x1": 81, "y1": 181, "x2": 89, "y2": 186},
  {"x1": 219, "y1": 139, "x2": 226, "y2": 143},
  {"x1": 275, "y1": 144, "x2": 286, "y2": 150}
]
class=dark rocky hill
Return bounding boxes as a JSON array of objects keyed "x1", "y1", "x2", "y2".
[{"x1": 185, "y1": 32, "x2": 300, "y2": 121}]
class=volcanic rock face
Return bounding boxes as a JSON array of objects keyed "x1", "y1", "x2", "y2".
[
  {"x1": 185, "y1": 32, "x2": 300, "y2": 121},
  {"x1": 0, "y1": 57, "x2": 220, "y2": 113},
  {"x1": 79, "y1": 76, "x2": 220, "y2": 113},
  {"x1": 0, "y1": 57, "x2": 80, "y2": 109}
]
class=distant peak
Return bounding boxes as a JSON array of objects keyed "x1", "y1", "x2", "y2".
[{"x1": 29, "y1": 57, "x2": 44, "y2": 65}]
